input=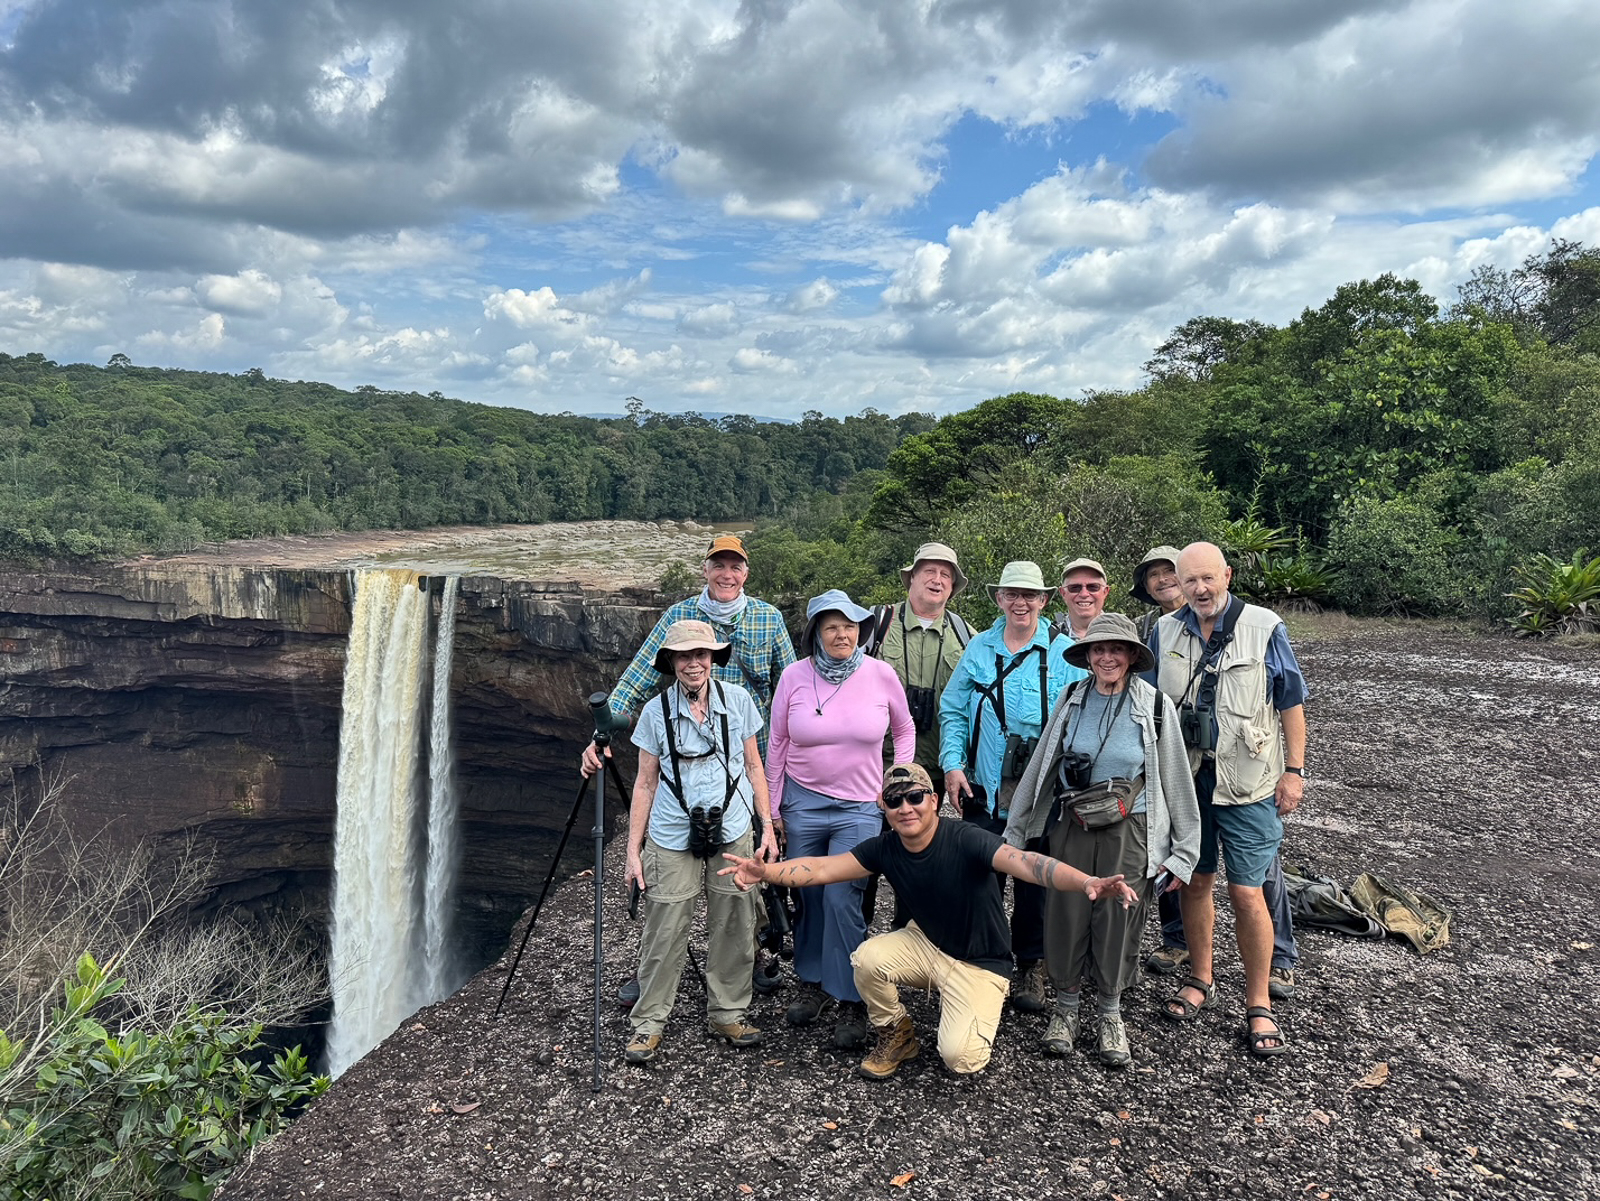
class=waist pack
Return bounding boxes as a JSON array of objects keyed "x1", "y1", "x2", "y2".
[{"x1": 1047, "y1": 775, "x2": 1143, "y2": 833}]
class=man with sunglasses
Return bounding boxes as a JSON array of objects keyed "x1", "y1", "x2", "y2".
[
  {"x1": 721, "y1": 763, "x2": 1136, "y2": 1080},
  {"x1": 1050, "y1": 557, "x2": 1111, "y2": 642}
]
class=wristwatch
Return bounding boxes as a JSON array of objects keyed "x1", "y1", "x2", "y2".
[{"x1": 1284, "y1": 766, "x2": 1305, "y2": 778}]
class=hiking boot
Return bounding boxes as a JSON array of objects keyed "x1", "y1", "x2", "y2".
[
  {"x1": 832, "y1": 1001, "x2": 869, "y2": 1050},
  {"x1": 617, "y1": 974, "x2": 641, "y2": 1007},
  {"x1": 1011, "y1": 960, "x2": 1047, "y2": 1012},
  {"x1": 624, "y1": 1032, "x2": 660, "y2": 1063},
  {"x1": 785, "y1": 982, "x2": 829, "y2": 1026},
  {"x1": 752, "y1": 955, "x2": 785, "y2": 995},
  {"x1": 708, "y1": 1020, "x2": 763, "y2": 1048},
  {"x1": 1097, "y1": 1014, "x2": 1131, "y2": 1068},
  {"x1": 858, "y1": 1016, "x2": 920, "y2": 1080},
  {"x1": 1040, "y1": 1010, "x2": 1080, "y2": 1056},
  {"x1": 1269, "y1": 966, "x2": 1296, "y2": 1001},
  {"x1": 1144, "y1": 945, "x2": 1190, "y2": 976}
]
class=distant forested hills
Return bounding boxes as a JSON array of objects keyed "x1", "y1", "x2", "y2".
[
  {"x1": 6, "y1": 242, "x2": 1600, "y2": 631},
  {"x1": 0, "y1": 354, "x2": 932, "y2": 559}
]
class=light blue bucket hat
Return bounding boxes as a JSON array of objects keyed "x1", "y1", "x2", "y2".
[{"x1": 803, "y1": 588, "x2": 877, "y2": 654}]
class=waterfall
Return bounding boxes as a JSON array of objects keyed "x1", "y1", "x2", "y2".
[
  {"x1": 423, "y1": 577, "x2": 460, "y2": 1000},
  {"x1": 327, "y1": 569, "x2": 461, "y2": 1076}
]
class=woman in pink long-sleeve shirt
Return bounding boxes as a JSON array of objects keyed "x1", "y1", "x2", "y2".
[{"x1": 768, "y1": 589, "x2": 914, "y2": 1050}]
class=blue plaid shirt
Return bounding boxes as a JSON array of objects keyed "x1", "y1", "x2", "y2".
[{"x1": 607, "y1": 595, "x2": 796, "y2": 754}]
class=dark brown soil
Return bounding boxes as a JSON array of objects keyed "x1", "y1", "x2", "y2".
[{"x1": 221, "y1": 623, "x2": 1600, "y2": 1200}]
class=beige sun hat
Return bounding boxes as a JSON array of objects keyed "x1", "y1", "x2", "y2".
[
  {"x1": 652, "y1": 619, "x2": 733, "y2": 673},
  {"x1": 985, "y1": 560, "x2": 1050, "y2": 598},
  {"x1": 1062, "y1": 612, "x2": 1156, "y2": 674},
  {"x1": 899, "y1": 542, "x2": 968, "y2": 595}
]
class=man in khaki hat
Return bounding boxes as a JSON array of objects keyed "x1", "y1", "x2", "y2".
[
  {"x1": 858, "y1": 542, "x2": 974, "y2": 928},
  {"x1": 863, "y1": 541, "x2": 973, "y2": 798},
  {"x1": 721, "y1": 762, "x2": 1137, "y2": 1079},
  {"x1": 1050, "y1": 556, "x2": 1110, "y2": 643}
]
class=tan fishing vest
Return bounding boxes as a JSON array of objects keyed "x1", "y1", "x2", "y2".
[{"x1": 1155, "y1": 601, "x2": 1285, "y2": 806}]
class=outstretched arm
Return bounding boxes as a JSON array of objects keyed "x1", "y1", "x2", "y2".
[
  {"x1": 720, "y1": 850, "x2": 871, "y2": 892},
  {"x1": 991, "y1": 844, "x2": 1138, "y2": 907}
]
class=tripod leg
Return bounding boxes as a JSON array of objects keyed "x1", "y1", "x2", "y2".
[{"x1": 494, "y1": 773, "x2": 592, "y2": 1018}]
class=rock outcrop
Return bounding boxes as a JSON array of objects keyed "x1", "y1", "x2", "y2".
[{"x1": 0, "y1": 521, "x2": 726, "y2": 965}]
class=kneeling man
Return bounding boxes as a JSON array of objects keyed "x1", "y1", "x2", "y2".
[{"x1": 722, "y1": 763, "x2": 1134, "y2": 1079}]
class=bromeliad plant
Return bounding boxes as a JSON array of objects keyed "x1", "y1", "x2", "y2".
[{"x1": 1507, "y1": 550, "x2": 1600, "y2": 637}]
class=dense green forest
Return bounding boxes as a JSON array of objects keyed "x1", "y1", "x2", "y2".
[
  {"x1": 745, "y1": 243, "x2": 1600, "y2": 632},
  {"x1": 4, "y1": 240, "x2": 1599, "y2": 631},
  {"x1": 0, "y1": 356, "x2": 931, "y2": 559}
]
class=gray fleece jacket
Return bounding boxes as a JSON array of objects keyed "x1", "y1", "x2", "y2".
[{"x1": 1002, "y1": 676, "x2": 1201, "y2": 883}]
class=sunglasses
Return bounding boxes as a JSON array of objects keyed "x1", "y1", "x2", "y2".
[
  {"x1": 883, "y1": 789, "x2": 935, "y2": 809},
  {"x1": 1062, "y1": 582, "x2": 1106, "y2": 594}
]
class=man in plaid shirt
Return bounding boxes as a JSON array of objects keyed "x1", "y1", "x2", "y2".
[
  {"x1": 582, "y1": 534, "x2": 794, "y2": 768},
  {"x1": 583, "y1": 534, "x2": 796, "y2": 1006}
]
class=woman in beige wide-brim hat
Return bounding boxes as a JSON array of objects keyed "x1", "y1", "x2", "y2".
[{"x1": 1001, "y1": 612, "x2": 1201, "y2": 1069}]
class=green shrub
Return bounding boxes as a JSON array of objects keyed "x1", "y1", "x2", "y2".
[
  {"x1": 1326, "y1": 495, "x2": 1465, "y2": 616},
  {"x1": 1506, "y1": 550, "x2": 1600, "y2": 637},
  {"x1": 0, "y1": 954, "x2": 326, "y2": 1201}
]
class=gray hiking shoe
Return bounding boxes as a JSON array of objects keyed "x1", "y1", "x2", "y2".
[
  {"x1": 1097, "y1": 1014, "x2": 1131, "y2": 1068},
  {"x1": 1041, "y1": 1010, "x2": 1080, "y2": 1056}
]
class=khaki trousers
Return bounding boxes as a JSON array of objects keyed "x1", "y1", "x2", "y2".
[
  {"x1": 850, "y1": 921, "x2": 1009, "y2": 1074},
  {"x1": 631, "y1": 830, "x2": 755, "y2": 1035}
]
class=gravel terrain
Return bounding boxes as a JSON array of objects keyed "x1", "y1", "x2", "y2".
[{"x1": 222, "y1": 622, "x2": 1600, "y2": 1200}]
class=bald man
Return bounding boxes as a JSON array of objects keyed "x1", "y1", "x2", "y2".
[{"x1": 1147, "y1": 542, "x2": 1307, "y2": 1058}]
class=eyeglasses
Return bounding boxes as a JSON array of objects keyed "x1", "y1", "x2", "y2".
[
  {"x1": 883, "y1": 789, "x2": 935, "y2": 809},
  {"x1": 995, "y1": 589, "x2": 1046, "y2": 603},
  {"x1": 1062, "y1": 582, "x2": 1105, "y2": 594}
]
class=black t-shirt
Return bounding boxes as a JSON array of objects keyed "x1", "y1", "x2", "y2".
[{"x1": 851, "y1": 819, "x2": 1011, "y2": 976}]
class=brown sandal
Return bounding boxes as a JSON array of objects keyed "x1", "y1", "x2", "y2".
[{"x1": 1161, "y1": 976, "x2": 1216, "y2": 1022}]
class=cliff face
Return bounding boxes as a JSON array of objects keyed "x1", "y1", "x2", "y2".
[{"x1": 0, "y1": 532, "x2": 684, "y2": 961}]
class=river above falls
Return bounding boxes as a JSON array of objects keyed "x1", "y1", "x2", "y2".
[{"x1": 133, "y1": 518, "x2": 752, "y2": 588}]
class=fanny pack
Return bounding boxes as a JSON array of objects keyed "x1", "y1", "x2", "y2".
[{"x1": 1046, "y1": 775, "x2": 1143, "y2": 833}]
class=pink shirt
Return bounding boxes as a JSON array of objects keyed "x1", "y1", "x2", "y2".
[{"x1": 766, "y1": 656, "x2": 916, "y2": 816}]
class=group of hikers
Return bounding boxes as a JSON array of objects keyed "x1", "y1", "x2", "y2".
[{"x1": 580, "y1": 532, "x2": 1308, "y2": 1079}]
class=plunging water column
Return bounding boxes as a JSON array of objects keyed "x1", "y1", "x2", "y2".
[{"x1": 328, "y1": 569, "x2": 462, "y2": 1076}]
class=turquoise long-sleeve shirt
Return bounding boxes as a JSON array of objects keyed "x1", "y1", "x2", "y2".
[{"x1": 938, "y1": 616, "x2": 1082, "y2": 815}]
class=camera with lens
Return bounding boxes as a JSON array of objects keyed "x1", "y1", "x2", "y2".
[
  {"x1": 1000, "y1": 733, "x2": 1038, "y2": 781},
  {"x1": 1056, "y1": 749, "x2": 1092, "y2": 792},
  {"x1": 759, "y1": 884, "x2": 794, "y2": 953},
  {"x1": 688, "y1": 804, "x2": 726, "y2": 859},
  {"x1": 905, "y1": 685, "x2": 937, "y2": 733},
  {"x1": 1178, "y1": 702, "x2": 1218, "y2": 752}
]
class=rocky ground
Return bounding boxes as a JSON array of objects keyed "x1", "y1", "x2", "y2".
[
  {"x1": 139, "y1": 519, "x2": 747, "y2": 588},
  {"x1": 221, "y1": 621, "x2": 1600, "y2": 1201}
]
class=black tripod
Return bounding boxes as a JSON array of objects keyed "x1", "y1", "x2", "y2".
[{"x1": 495, "y1": 691, "x2": 629, "y2": 1093}]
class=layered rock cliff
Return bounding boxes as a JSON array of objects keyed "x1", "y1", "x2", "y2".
[{"x1": 0, "y1": 521, "x2": 726, "y2": 964}]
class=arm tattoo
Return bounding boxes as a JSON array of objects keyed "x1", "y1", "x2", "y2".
[
  {"x1": 772, "y1": 862, "x2": 816, "y2": 886},
  {"x1": 1009, "y1": 849, "x2": 1075, "y2": 891}
]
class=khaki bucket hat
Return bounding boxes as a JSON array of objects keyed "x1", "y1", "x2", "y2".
[
  {"x1": 652, "y1": 619, "x2": 733, "y2": 673},
  {"x1": 899, "y1": 542, "x2": 968, "y2": 595},
  {"x1": 1062, "y1": 612, "x2": 1156, "y2": 673}
]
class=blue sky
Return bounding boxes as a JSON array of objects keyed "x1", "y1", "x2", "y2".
[{"x1": 2, "y1": 0, "x2": 1598, "y2": 418}]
